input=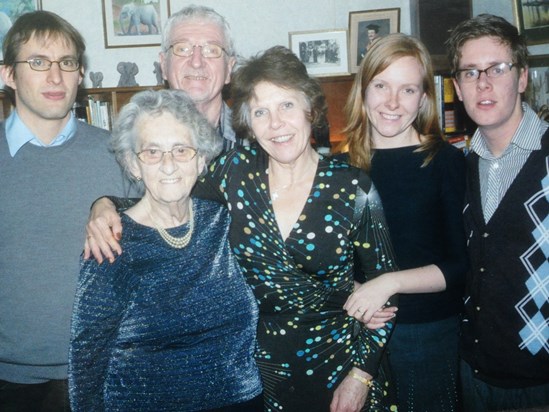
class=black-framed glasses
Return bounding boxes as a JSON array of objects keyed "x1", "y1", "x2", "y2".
[
  {"x1": 169, "y1": 42, "x2": 227, "y2": 59},
  {"x1": 14, "y1": 58, "x2": 80, "y2": 72},
  {"x1": 454, "y1": 62, "x2": 515, "y2": 83},
  {"x1": 136, "y1": 145, "x2": 198, "y2": 165}
]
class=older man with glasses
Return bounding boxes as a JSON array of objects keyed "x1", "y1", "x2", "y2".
[{"x1": 159, "y1": 5, "x2": 246, "y2": 152}]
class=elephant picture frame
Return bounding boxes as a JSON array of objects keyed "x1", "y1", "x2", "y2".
[
  {"x1": 102, "y1": 0, "x2": 170, "y2": 48},
  {"x1": 0, "y1": 0, "x2": 42, "y2": 63}
]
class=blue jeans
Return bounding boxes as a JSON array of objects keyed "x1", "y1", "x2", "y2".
[
  {"x1": 460, "y1": 360, "x2": 549, "y2": 411},
  {"x1": 388, "y1": 316, "x2": 461, "y2": 412}
]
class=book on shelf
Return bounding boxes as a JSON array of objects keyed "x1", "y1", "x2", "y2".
[
  {"x1": 75, "y1": 95, "x2": 112, "y2": 131},
  {"x1": 443, "y1": 77, "x2": 457, "y2": 134}
]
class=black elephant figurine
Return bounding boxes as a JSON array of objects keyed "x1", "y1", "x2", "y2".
[
  {"x1": 89, "y1": 71, "x2": 103, "y2": 88},
  {"x1": 117, "y1": 62, "x2": 139, "y2": 87}
]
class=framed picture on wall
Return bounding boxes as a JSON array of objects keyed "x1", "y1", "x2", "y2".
[
  {"x1": 0, "y1": 0, "x2": 42, "y2": 62},
  {"x1": 514, "y1": 0, "x2": 549, "y2": 45},
  {"x1": 289, "y1": 29, "x2": 349, "y2": 77},
  {"x1": 526, "y1": 54, "x2": 549, "y2": 115},
  {"x1": 102, "y1": 0, "x2": 169, "y2": 48},
  {"x1": 348, "y1": 8, "x2": 400, "y2": 73}
]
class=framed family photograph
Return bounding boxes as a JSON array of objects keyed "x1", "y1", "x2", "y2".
[
  {"x1": 0, "y1": 0, "x2": 42, "y2": 62},
  {"x1": 289, "y1": 29, "x2": 349, "y2": 77},
  {"x1": 526, "y1": 54, "x2": 549, "y2": 115},
  {"x1": 102, "y1": 0, "x2": 169, "y2": 48},
  {"x1": 349, "y1": 8, "x2": 400, "y2": 73},
  {"x1": 514, "y1": 0, "x2": 549, "y2": 45}
]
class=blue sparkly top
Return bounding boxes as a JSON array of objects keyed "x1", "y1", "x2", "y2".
[{"x1": 69, "y1": 198, "x2": 262, "y2": 411}]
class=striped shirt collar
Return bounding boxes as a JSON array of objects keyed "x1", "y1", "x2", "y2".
[{"x1": 471, "y1": 103, "x2": 548, "y2": 159}]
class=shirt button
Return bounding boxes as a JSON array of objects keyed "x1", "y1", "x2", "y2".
[
  {"x1": 474, "y1": 339, "x2": 479, "y2": 343},
  {"x1": 480, "y1": 267, "x2": 486, "y2": 272},
  {"x1": 482, "y1": 232, "x2": 489, "y2": 238},
  {"x1": 476, "y1": 306, "x2": 481, "y2": 311}
]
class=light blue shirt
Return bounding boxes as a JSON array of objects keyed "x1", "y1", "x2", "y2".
[{"x1": 5, "y1": 110, "x2": 78, "y2": 157}]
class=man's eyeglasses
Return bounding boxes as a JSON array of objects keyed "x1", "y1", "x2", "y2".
[
  {"x1": 169, "y1": 42, "x2": 227, "y2": 59},
  {"x1": 136, "y1": 145, "x2": 198, "y2": 165},
  {"x1": 454, "y1": 62, "x2": 515, "y2": 83},
  {"x1": 14, "y1": 58, "x2": 80, "y2": 72}
]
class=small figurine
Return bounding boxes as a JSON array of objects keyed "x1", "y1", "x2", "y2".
[
  {"x1": 117, "y1": 62, "x2": 139, "y2": 87},
  {"x1": 153, "y1": 61, "x2": 163, "y2": 86},
  {"x1": 89, "y1": 71, "x2": 103, "y2": 88}
]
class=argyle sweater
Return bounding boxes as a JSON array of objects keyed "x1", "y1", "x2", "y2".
[{"x1": 461, "y1": 128, "x2": 549, "y2": 388}]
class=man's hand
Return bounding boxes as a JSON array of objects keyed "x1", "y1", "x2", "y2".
[{"x1": 84, "y1": 197, "x2": 123, "y2": 263}]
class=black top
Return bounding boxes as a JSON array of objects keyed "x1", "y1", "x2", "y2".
[{"x1": 341, "y1": 143, "x2": 468, "y2": 323}]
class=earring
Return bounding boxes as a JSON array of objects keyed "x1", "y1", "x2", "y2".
[{"x1": 135, "y1": 176, "x2": 142, "y2": 181}]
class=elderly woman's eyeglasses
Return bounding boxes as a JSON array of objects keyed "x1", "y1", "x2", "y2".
[
  {"x1": 14, "y1": 58, "x2": 80, "y2": 72},
  {"x1": 169, "y1": 42, "x2": 227, "y2": 59},
  {"x1": 136, "y1": 145, "x2": 198, "y2": 165},
  {"x1": 454, "y1": 62, "x2": 515, "y2": 83}
]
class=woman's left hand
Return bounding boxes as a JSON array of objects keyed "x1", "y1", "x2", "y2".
[
  {"x1": 330, "y1": 369, "x2": 369, "y2": 412},
  {"x1": 344, "y1": 275, "x2": 397, "y2": 325}
]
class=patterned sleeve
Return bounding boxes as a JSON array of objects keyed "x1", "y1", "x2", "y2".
[
  {"x1": 194, "y1": 149, "x2": 247, "y2": 205},
  {"x1": 68, "y1": 255, "x2": 127, "y2": 411},
  {"x1": 350, "y1": 177, "x2": 398, "y2": 377}
]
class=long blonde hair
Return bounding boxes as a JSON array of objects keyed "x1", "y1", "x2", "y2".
[{"x1": 344, "y1": 33, "x2": 443, "y2": 171}]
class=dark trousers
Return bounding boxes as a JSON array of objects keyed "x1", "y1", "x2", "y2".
[
  {"x1": 461, "y1": 360, "x2": 549, "y2": 412},
  {"x1": 0, "y1": 379, "x2": 71, "y2": 412}
]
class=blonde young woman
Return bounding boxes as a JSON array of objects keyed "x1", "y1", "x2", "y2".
[{"x1": 341, "y1": 34, "x2": 468, "y2": 412}]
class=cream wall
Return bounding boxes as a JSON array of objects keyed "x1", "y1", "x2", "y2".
[
  {"x1": 40, "y1": 0, "x2": 411, "y2": 88},
  {"x1": 11, "y1": 0, "x2": 549, "y2": 88}
]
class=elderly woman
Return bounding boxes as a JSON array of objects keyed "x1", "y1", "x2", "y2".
[
  {"x1": 68, "y1": 89, "x2": 263, "y2": 412},
  {"x1": 85, "y1": 47, "x2": 398, "y2": 412}
]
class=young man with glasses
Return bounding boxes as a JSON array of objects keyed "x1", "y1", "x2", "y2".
[
  {"x1": 159, "y1": 5, "x2": 245, "y2": 152},
  {"x1": 446, "y1": 13, "x2": 549, "y2": 411},
  {"x1": 0, "y1": 11, "x2": 133, "y2": 411}
]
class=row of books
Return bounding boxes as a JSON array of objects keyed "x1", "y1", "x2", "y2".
[
  {"x1": 72, "y1": 96, "x2": 112, "y2": 131},
  {"x1": 434, "y1": 74, "x2": 470, "y2": 152}
]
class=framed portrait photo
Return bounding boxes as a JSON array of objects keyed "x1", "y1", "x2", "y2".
[
  {"x1": 0, "y1": 0, "x2": 42, "y2": 62},
  {"x1": 514, "y1": 0, "x2": 549, "y2": 45},
  {"x1": 102, "y1": 0, "x2": 170, "y2": 48},
  {"x1": 289, "y1": 29, "x2": 349, "y2": 77},
  {"x1": 349, "y1": 8, "x2": 400, "y2": 73}
]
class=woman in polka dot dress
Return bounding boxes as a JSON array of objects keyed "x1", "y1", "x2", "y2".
[{"x1": 195, "y1": 46, "x2": 398, "y2": 412}]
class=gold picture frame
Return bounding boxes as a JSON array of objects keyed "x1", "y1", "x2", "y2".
[
  {"x1": 348, "y1": 8, "x2": 400, "y2": 73},
  {"x1": 102, "y1": 0, "x2": 170, "y2": 49}
]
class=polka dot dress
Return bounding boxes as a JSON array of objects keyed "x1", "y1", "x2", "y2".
[{"x1": 196, "y1": 146, "x2": 398, "y2": 412}]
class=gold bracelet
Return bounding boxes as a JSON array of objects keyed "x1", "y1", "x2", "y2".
[{"x1": 349, "y1": 371, "x2": 374, "y2": 388}]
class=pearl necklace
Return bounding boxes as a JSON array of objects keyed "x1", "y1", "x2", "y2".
[{"x1": 147, "y1": 201, "x2": 194, "y2": 249}]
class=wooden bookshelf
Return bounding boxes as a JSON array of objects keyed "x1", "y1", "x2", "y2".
[
  {"x1": 318, "y1": 74, "x2": 354, "y2": 146},
  {"x1": 0, "y1": 78, "x2": 353, "y2": 146}
]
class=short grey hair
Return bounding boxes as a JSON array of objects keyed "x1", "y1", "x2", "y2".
[
  {"x1": 161, "y1": 4, "x2": 235, "y2": 58},
  {"x1": 111, "y1": 89, "x2": 223, "y2": 185}
]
